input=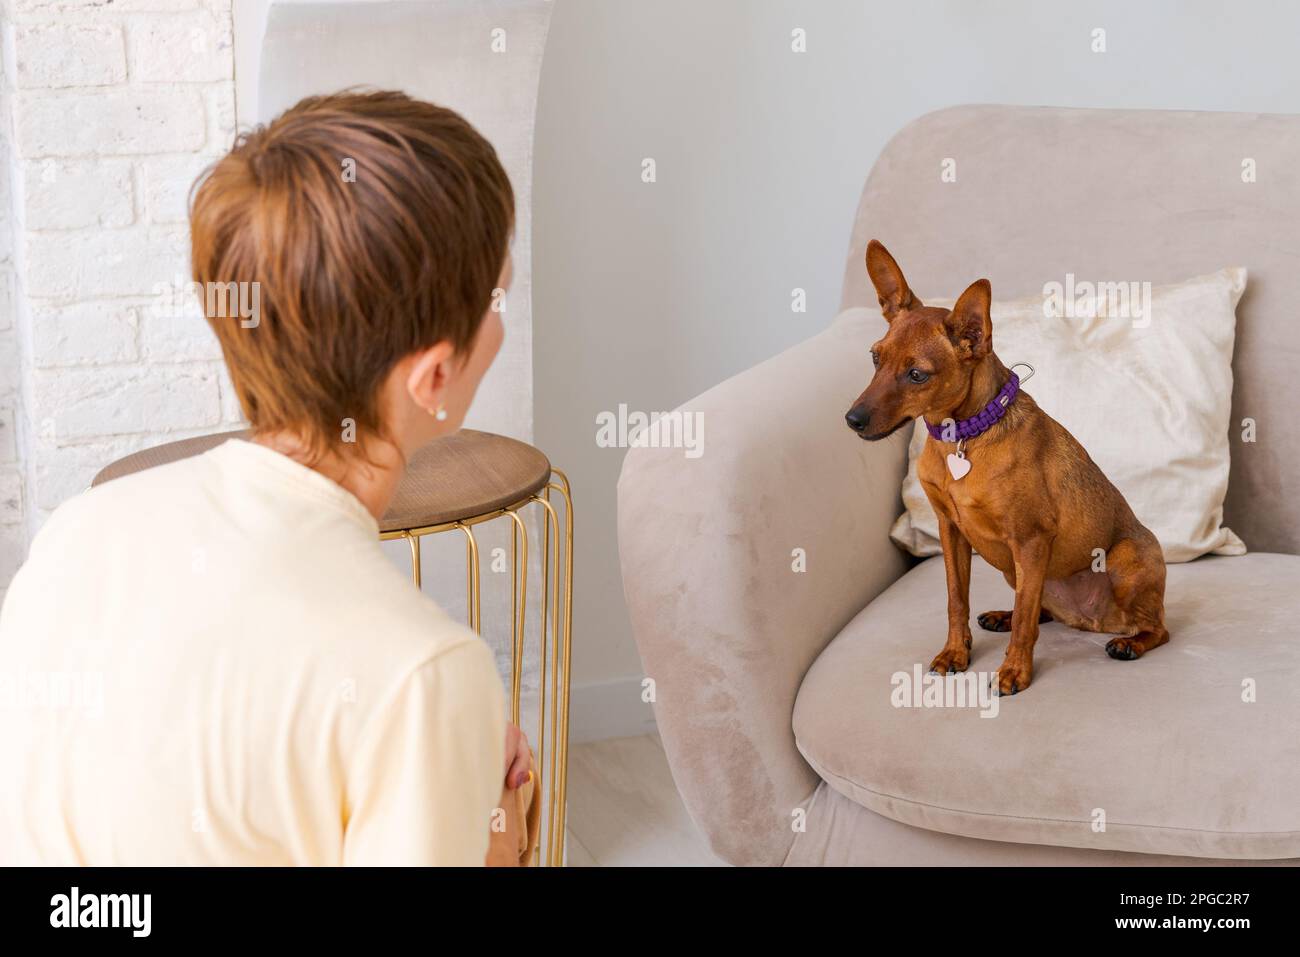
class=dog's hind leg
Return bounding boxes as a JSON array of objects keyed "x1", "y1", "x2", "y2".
[
  {"x1": 1106, "y1": 628, "x2": 1169, "y2": 660},
  {"x1": 978, "y1": 566, "x2": 1052, "y2": 632},
  {"x1": 1101, "y1": 535, "x2": 1169, "y2": 661},
  {"x1": 976, "y1": 608, "x2": 1052, "y2": 632}
]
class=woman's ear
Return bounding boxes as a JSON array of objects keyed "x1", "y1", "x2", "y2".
[{"x1": 404, "y1": 341, "x2": 457, "y2": 416}]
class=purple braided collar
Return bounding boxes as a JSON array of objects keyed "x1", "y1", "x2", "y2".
[{"x1": 924, "y1": 372, "x2": 1020, "y2": 442}]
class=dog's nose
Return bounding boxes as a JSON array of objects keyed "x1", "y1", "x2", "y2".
[{"x1": 845, "y1": 408, "x2": 868, "y2": 432}]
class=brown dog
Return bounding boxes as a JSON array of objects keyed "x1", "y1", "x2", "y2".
[{"x1": 845, "y1": 240, "x2": 1168, "y2": 695}]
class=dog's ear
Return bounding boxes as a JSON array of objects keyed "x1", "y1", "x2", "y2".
[
  {"x1": 865, "y1": 240, "x2": 918, "y2": 321},
  {"x1": 946, "y1": 279, "x2": 992, "y2": 359}
]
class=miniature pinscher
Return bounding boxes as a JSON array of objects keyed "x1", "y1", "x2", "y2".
[{"x1": 845, "y1": 240, "x2": 1168, "y2": 695}]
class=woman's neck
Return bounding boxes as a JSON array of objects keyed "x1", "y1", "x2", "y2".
[{"x1": 254, "y1": 431, "x2": 407, "y2": 521}]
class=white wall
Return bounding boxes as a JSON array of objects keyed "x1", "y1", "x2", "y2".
[
  {"x1": 0, "y1": 0, "x2": 237, "y2": 601},
  {"x1": 0, "y1": 7, "x2": 22, "y2": 595},
  {"x1": 532, "y1": 0, "x2": 1300, "y2": 728}
]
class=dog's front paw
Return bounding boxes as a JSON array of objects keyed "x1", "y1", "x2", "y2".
[
  {"x1": 928, "y1": 646, "x2": 970, "y2": 675},
  {"x1": 992, "y1": 658, "x2": 1032, "y2": 696}
]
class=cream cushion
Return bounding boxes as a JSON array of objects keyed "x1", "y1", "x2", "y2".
[
  {"x1": 792, "y1": 551, "x2": 1300, "y2": 860},
  {"x1": 888, "y1": 268, "x2": 1247, "y2": 562}
]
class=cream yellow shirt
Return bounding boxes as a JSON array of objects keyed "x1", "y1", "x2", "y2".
[{"x1": 0, "y1": 439, "x2": 505, "y2": 865}]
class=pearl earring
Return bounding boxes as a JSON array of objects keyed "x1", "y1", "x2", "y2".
[{"x1": 434, "y1": 406, "x2": 447, "y2": 421}]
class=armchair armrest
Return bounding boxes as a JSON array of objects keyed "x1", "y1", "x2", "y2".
[{"x1": 616, "y1": 307, "x2": 911, "y2": 866}]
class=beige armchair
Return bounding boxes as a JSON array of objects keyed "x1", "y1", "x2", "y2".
[{"x1": 617, "y1": 105, "x2": 1300, "y2": 866}]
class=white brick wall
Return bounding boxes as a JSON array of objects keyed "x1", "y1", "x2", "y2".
[
  {"x1": 1, "y1": 0, "x2": 241, "y2": 592},
  {"x1": 0, "y1": 8, "x2": 24, "y2": 595},
  {"x1": 15, "y1": 22, "x2": 127, "y2": 88},
  {"x1": 24, "y1": 158, "x2": 135, "y2": 229}
]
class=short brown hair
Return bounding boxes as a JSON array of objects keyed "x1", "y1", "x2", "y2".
[{"x1": 189, "y1": 89, "x2": 514, "y2": 460}]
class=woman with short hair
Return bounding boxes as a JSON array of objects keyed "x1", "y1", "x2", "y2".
[{"x1": 0, "y1": 90, "x2": 530, "y2": 866}]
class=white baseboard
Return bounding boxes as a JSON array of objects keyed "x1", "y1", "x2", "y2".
[{"x1": 569, "y1": 676, "x2": 658, "y2": 743}]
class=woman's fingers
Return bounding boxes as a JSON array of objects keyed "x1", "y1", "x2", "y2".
[
  {"x1": 503, "y1": 722, "x2": 521, "y2": 774},
  {"x1": 504, "y1": 723, "x2": 532, "y2": 789},
  {"x1": 508, "y1": 755, "x2": 530, "y2": 790},
  {"x1": 507, "y1": 737, "x2": 531, "y2": 789}
]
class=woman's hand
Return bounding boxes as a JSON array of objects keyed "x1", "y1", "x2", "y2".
[
  {"x1": 485, "y1": 723, "x2": 537, "y2": 867},
  {"x1": 504, "y1": 722, "x2": 532, "y2": 790}
]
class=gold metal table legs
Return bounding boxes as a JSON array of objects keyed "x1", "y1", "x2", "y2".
[{"x1": 381, "y1": 469, "x2": 573, "y2": 866}]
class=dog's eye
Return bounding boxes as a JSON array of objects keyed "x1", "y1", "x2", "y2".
[
  {"x1": 870, "y1": 351, "x2": 880, "y2": 369},
  {"x1": 907, "y1": 369, "x2": 929, "y2": 384}
]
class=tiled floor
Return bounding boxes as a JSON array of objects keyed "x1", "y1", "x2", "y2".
[{"x1": 563, "y1": 733, "x2": 726, "y2": 867}]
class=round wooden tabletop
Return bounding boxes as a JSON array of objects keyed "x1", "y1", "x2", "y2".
[
  {"x1": 380, "y1": 430, "x2": 552, "y2": 532},
  {"x1": 90, "y1": 429, "x2": 553, "y2": 534}
]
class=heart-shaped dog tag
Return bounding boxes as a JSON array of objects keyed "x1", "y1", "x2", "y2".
[{"x1": 946, "y1": 452, "x2": 971, "y2": 480}]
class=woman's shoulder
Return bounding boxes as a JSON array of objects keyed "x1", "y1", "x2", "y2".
[{"x1": 23, "y1": 450, "x2": 213, "y2": 563}]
